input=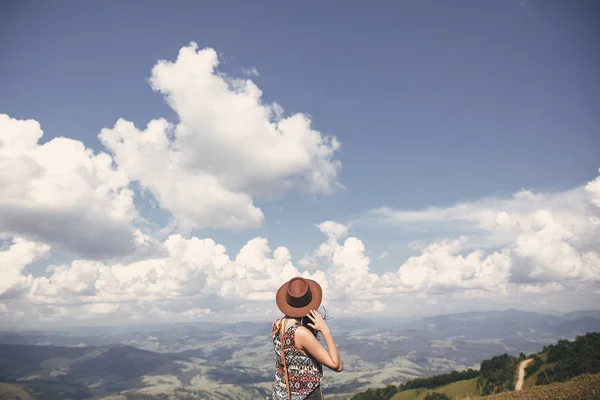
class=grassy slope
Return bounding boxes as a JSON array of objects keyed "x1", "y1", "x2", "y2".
[
  {"x1": 0, "y1": 383, "x2": 33, "y2": 400},
  {"x1": 476, "y1": 373, "x2": 600, "y2": 400},
  {"x1": 391, "y1": 378, "x2": 480, "y2": 400},
  {"x1": 521, "y1": 353, "x2": 558, "y2": 390},
  {"x1": 364, "y1": 334, "x2": 599, "y2": 400}
]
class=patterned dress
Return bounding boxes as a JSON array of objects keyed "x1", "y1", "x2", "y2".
[{"x1": 272, "y1": 320, "x2": 323, "y2": 400}]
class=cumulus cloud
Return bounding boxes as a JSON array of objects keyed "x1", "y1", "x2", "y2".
[
  {"x1": 99, "y1": 43, "x2": 342, "y2": 232},
  {"x1": 2, "y1": 171, "x2": 600, "y2": 325},
  {"x1": 0, "y1": 218, "x2": 379, "y2": 323},
  {"x1": 0, "y1": 237, "x2": 50, "y2": 299},
  {"x1": 242, "y1": 66, "x2": 260, "y2": 77},
  {"x1": 365, "y1": 173, "x2": 600, "y2": 290},
  {"x1": 0, "y1": 114, "x2": 155, "y2": 259},
  {"x1": 0, "y1": 43, "x2": 342, "y2": 259},
  {"x1": 585, "y1": 172, "x2": 600, "y2": 208},
  {"x1": 0, "y1": 43, "x2": 344, "y2": 325},
  {"x1": 298, "y1": 221, "x2": 380, "y2": 306},
  {"x1": 379, "y1": 238, "x2": 512, "y2": 295},
  {"x1": 24, "y1": 235, "x2": 297, "y2": 307},
  {"x1": 2, "y1": 167, "x2": 600, "y2": 325},
  {"x1": 1, "y1": 232, "x2": 329, "y2": 324}
]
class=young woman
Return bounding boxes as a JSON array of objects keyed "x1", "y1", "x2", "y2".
[{"x1": 271, "y1": 277, "x2": 343, "y2": 400}]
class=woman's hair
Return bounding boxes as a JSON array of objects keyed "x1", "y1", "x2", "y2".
[{"x1": 299, "y1": 306, "x2": 329, "y2": 339}]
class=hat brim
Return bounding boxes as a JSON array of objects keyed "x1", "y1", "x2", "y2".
[{"x1": 276, "y1": 279, "x2": 323, "y2": 318}]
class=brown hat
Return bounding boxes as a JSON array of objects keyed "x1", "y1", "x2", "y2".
[{"x1": 276, "y1": 277, "x2": 323, "y2": 318}]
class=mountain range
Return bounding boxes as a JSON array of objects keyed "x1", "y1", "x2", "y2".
[{"x1": 1, "y1": 309, "x2": 599, "y2": 399}]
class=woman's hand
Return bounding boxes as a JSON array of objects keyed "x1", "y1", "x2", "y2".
[
  {"x1": 297, "y1": 310, "x2": 342, "y2": 372},
  {"x1": 306, "y1": 310, "x2": 328, "y2": 333}
]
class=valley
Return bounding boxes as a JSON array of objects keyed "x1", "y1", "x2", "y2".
[{"x1": 1, "y1": 309, "x2": 599, "y2": 399}]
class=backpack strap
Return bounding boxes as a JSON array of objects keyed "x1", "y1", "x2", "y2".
[{"x1": 280, "y1": 320, "x2": 292, "y2": 400}]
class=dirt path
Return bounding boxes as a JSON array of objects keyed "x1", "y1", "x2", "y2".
[{"x1": 516, "y1": 358, "x2": 533, "y2": 391}]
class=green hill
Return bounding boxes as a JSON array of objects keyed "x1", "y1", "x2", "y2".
[
  {"x1": 350, "y1": 369, "x2": 478, "y2": 400},
  {"x1": 534, "y1": 332, "x2": 600, "y2": 385},
  {"x1": 391, "y1": 378, "x2": 479, "y2": 400},
  {"x1": 351, "y1": 332, "x2": 600, "y2": 400},
  {"x1": 517, "y1": 332, "x2": 600, "y2": 391}
]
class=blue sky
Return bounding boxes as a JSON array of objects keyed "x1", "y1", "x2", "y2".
[{"x1": 1, "y1": 1, "x2": 599, "y2": 326}]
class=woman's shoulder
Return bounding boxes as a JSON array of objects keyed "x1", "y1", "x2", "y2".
[
  {"x1": 270, "y1": 318, "x2": 282, "y2": 336},
  {"x1": 294, "y1": 324, "x2": 311, "y2": 337}
]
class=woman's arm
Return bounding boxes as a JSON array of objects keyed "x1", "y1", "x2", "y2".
[{"x1": 296, "y1": 310, "x2": 343, "y2": 372}]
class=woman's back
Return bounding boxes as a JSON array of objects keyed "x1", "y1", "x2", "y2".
[
  {"x1": 272, "y1": 320, "x2": 322, "y2": 400},
  {"x1": 271, "y1": 277, "x2": 342, "y2": 399}
]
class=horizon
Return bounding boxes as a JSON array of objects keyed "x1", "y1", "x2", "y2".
[
  {"x1": 2, "y1": 307, "x2": 599, "y2": 333},
  {"x1": 1, "y1": 1, "x2": 599, "y2": 329}
]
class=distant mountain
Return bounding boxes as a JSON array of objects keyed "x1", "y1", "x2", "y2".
[
  {"x1": 3, "y1": 309, "x2": 599, "y2": 348},
  {"x1": 1, "y1": 309, "x2": 599, "y2": 399},
  {"x1": 0, "y1": 344, "x2": 90, "y2": 379},
  {"x1": 552, "y1": 317, "x2": 600, "y2": 336},
  {"x1": 0, "y1": 344, "x2": 185, "y2": 399},
  {"x1": 333, "y1": 319, "x2": 383, "y2": 335},
  {"x1": 0, "y1": 343, "x2": 270, "y2": 399},
  {"x1": 0, "y1": 344, "x2": 186, "y2": 385},
  {"x1": 385, "y1": 309, "x2": 600, "y2": 340},
  {"x1": 415, "y1": 309, "x2": 557, "y2": 334},
  {"x1": 557, "y1": 310, "x2": 600, "y2": 321}
]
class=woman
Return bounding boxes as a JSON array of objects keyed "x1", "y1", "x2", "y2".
[{"x1": 271, "y1": 277, "x2": 343, "y2": 400}]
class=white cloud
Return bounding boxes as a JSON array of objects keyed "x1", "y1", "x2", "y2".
[
  {"x1": 0, "y1": 43, "x2": 343, "y2": 326},
  {"x1": 1, "y1": 177, "x2": 600, "y2": 325},
  {"x1": 19, "y1": 234, "x2": 306, "y2": 309},
  {"x1": 99, "y1": 43, "x2": 341, "y2": 232},
  {"x1": 0, "y1": 231, "x2": 333, "y2": 324},
  {"x1": 0, "y1": 217, "x2": 380, "y2": 323},
  {"x1": 379, "y1": 238, "x2": 512, "y2": 295},
  {"x1": 317, "y1": 221, "x2": 348, "y2": 241},
  {"x1": 367, "y1": 183, "x2": 598, "y2": 244},
  {"x1": 81, "y1": 302, "x2": 120, "y2": 315},
  {"x1": 510, "y1": 210, "x2": 600, "y2": 284},
  {"x1": 2, "y1": 167, "x2": 600, "y2": 326},
  {"x1": 242, "y1": 66, "x2": 260, "y2": 77},
  {"x1": 585, "y1": 173, "x2": 600, "y2": 208},
  {"x1": 0, "y1": 237, "x2": 50, "y2": 299},
  {"x1": 0, "y1": 114, "x2": 155, "y2": 259},
  {"x1": 150, "y1": 306, "x2": 212, "y2": 320},
  {"x1": 377, "y1": 250, "x2": 390, "y2": 260},
  {"x1": 365, "y1": 173, "x2": 600, "y2": 290},
  {"x1": 298, "y1": 221, "x2": 380, "y2": 306},
  {"x1": 299, "y1": 221, "x2": 349, "y2": 270}
]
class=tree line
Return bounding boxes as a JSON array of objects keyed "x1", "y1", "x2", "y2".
[
  {"x1": 477, "y1": 353, "x2": 519, "y2": 395},
  {"x1": 400, "y1": 369, "x2": 478, "y2": 391},
  {"x1": 536, "y1": 332, "x2": 600, "y2": 385},
  {"x1": 350, "y1": 369, "x2": 478, "y2": 400}
]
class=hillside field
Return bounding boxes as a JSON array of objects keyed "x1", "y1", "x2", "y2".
[
  {"x1": 391, "y1": 378, "x2": 479, "y2": 400},
  {"x1": 0, "y1": 383, "x2": 32, "y2": 400},
  {"x1": 476, "y1": 373, "x2": 600, "y2": 400}
]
